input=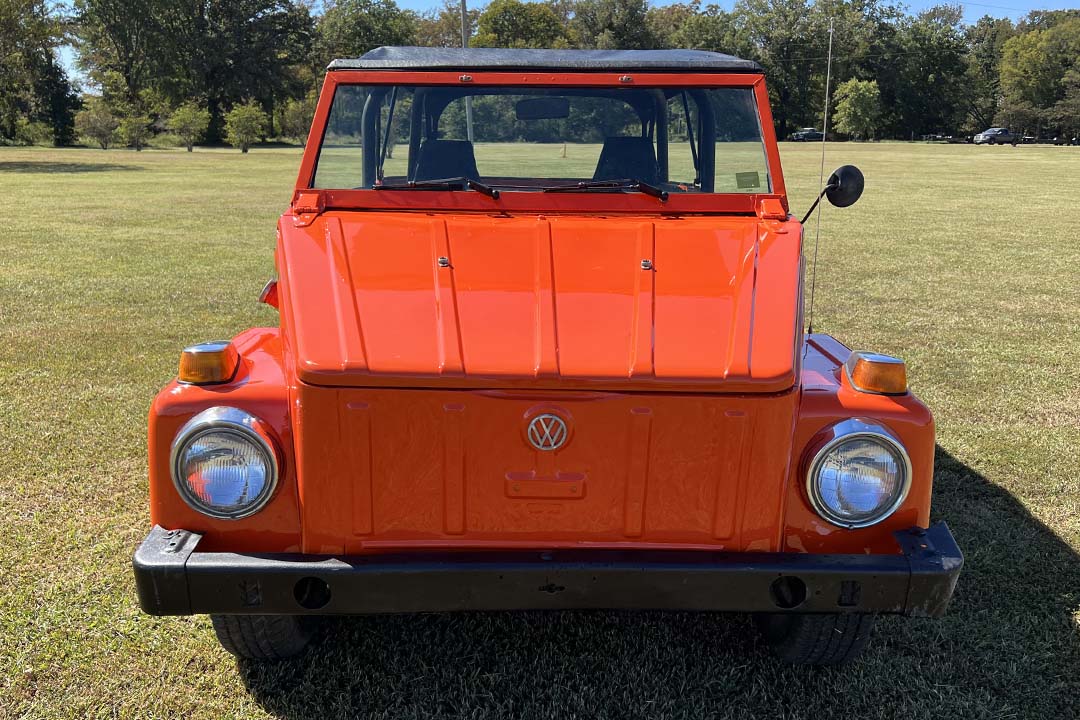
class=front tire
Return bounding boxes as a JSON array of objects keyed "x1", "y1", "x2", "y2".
[
  {"x1": 211, "y1": 614, "x2": 314, "y2": 660},
  {"x1": 755, "y1": 612, "x2": 875, "y2": 665}
]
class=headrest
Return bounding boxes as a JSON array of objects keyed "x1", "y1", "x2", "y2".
[
  {"x1": 413, "y1": 139, "x2": 479, "y2": 181},
  {"x1": 593, "y1": 136, "x2": 659, "y2": 185}
]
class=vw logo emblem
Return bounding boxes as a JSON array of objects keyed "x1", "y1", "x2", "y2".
[{"x1": 527, "y1": 414, "x2": 569, "y2": 451}]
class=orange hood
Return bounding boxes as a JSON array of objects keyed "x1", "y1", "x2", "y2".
[{"x1": 277, "y1": 211, "x2": 803, "y2": 393}]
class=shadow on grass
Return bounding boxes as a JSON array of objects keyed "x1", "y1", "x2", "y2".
[
  {"x1": 0, "y1": 160, "x2": 142, "y2": 173},
  {"x1": 237, "y1": 446, "x2": 1080, "y2": 719}
]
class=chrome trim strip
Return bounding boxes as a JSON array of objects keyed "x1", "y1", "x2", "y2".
[
  {"x1": 804, "y1": 418, "x2": 912, "y2": 530},
  {"x1": 169, "y1": 406, "x2": 281, "y2": 520}
]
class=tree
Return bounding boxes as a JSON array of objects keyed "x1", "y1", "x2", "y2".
[
  {"x1": 994, "y1": 98, "x2": 1040, "y2": 132},
  {"x1": 833, "y1": 78, "x2": 882, "y2": 139},
  {"x1": 0, "y1": 0, "x2": 53, "y2": 130},
  {"x1": 167, "y1": 102, "x2": 211, "y2": 151},
  {"x1": 1016, "y1": 8, "x2": 1080, "y2": 31},
  {"x1": 571, "y1": 0, "x2": 656, "y2": 50},
  {"x1": 75, "y1": 97, "x2": 119, "y2": 148},
  {"x1": 15, "y1": 118, "x2": 53, "y2": 145},
  {"x1": 873, "y1": 6, "x2": 970, "y2": 137},
  {"x1": 224, "y1": 101, "x2": 268, "y2": 152},
  {"x1": 76, "y1": 1, "x2": 314, "y2": 143},
  {"x1": 1050, "y1": 67, "x2": 1080, "y2": 134},
  {"x1": 964, "y1": 16, "x2": 1015, "y2": 131},
  {"x1": 316, "y1": 0, "x2": 417, "y2": 67},
  {"x1": 118, "y1": 112, "x2": 151, "y2": 150},
  {"x1": 730, "y1": 0, "x2": 910, "y2": 136},
  {"x1": 1000, "y1": 28, "x2": 1058, "y2": 113},
  {"x1": 74, "y1": 0, "x2": 168, "y2": 105},
  {"x1": 416, "y1": 0, "x2": 479, "y2": 47},
  {"x1": 179, "y1": 1, "x2": 314, "y2": 141},
  {"x1": 670, "y1": 5, "x2": 752, "y2": 59},
  {"x1": 279, "y1": 93, "x2": 316, "y2": 143},
  {"x1": 58, "y1": 0, "x2": 1080, "y2": 146},
  {"x1": 472, "y1": 0, "x2": 568, "y2": 48},
  {"x1": 0, "y1": 0, "x2": 78, "y2": 144},
  {"x1": 28, "y1": 49, "x2": 80, "y2": 146},
  {"x1": 998, "y1": 17, "x2": 1080, "y2": 134},
  {"x1": 732, "y1": 0, "x2": 829, "y2": 139},
  {"x1": 646, "y1": 3, "x2": 700, "y2": 49}
]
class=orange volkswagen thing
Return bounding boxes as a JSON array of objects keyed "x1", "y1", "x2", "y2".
[{"x1": 134, "y1": 47, "x2": 962, "y2": 665}]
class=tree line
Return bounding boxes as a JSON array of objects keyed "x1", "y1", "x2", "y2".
[{"x1": 1, "y1": 0, "x2": 1077, "y2": 150}]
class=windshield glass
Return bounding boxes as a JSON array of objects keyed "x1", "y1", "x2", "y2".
[{"x1": 312, "y1": 84, "x2": 770, "y2": 195}]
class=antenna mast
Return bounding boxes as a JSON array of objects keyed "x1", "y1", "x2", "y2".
[
  {"x1": 461, "y1": 0, "x2": 474, "y2": 141},
  {"x1": 807, "y1": 17, "x2": 834, "y2": 336}
]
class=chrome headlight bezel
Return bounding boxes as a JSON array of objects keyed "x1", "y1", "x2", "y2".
[
  {"x1": 169, "y1": 406, "x2": 280, "y2": 520},
  {"x1": 804, "y1": 418, "x2": 912, "y2": 529}
]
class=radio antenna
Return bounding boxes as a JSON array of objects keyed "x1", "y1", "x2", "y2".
[{"x1": 806, "y1": 17, "x2": 835, "y2": 336}]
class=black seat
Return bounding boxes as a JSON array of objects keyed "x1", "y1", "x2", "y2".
[
  {"x1": 593, "y1": 136, "x2": 659, "y2": 185},
  {"x1": 413, "y1": 139, "x2": 480, "y2": 181}
]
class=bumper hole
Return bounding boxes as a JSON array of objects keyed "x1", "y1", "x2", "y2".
[
  {"x1": 769, "y1": 576, "x2": 806, "y2": 609},
  {"x1": 294, "y1": 576, "x2": 331, "y2": 610}
]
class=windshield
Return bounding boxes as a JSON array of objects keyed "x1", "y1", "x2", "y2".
[{"x1": 311, "y1": 84, "x2": 770, "y2": 195}]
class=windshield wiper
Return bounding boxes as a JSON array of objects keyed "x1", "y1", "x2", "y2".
[
  {"x1": 541, "y1": 178, "x2": 669, "y2": 202},
  {"x1": 374, "y1": 177, "x2": 500, "y2": 199}
]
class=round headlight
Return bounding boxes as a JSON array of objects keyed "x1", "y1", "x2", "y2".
[
  {"x1": 805, "y1": 419, "x2": 911, "y2": 529},
  {"x1": 170, "y1": 407, "x2": 279, "y2": 519}
]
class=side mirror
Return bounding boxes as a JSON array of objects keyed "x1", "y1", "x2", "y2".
[{"x1": 825, "y1": 165, "x2": 864, "y2": 208}]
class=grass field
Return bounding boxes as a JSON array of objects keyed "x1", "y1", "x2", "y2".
[{"x1": 1, "y1": 141, "x2": 1079, "y2": 719}]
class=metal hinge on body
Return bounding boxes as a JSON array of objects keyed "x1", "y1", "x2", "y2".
[
  {"x1": 291, "y1": 189, "x2": 326, "y2": 227},
  {"x1": 756, "y1": 197, "x2": 788, "y2": 220}
]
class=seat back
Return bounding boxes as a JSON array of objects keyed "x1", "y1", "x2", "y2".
[
  {"x1": 593, "y1": 136, "x2": 659, "y2": 185},
  {"x1": 413, "y1": 139, "x2": 479, "y2": 181}
]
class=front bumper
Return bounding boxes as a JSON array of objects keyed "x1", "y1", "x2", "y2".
[{"x1": 134, "y1": 523, "x2": 962, "y2": 617}]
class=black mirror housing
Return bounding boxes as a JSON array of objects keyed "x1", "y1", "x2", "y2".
[{"x1": 825, "y1": 165, "x2": 864, "y2": 208}]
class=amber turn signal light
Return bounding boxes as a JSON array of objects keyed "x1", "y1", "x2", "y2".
[
  {"x1": 178, "y1": 341, "x2": 240, "y2": 385},
  {"x1": 844, "y1": 351, "x2": 907, "y2": 395}
]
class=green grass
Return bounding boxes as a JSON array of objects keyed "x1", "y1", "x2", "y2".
[{"x1": 1, "y1": 142, "x2": 1078, "y2": 719}]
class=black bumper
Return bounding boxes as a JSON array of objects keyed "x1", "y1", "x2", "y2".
[{"x1": 134, "y1": 523, "x2": 962, "y2": 617}]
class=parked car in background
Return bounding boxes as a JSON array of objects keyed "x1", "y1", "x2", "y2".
[
  {"x1": 790, "y1": 127, "x2": 824, "y2": 141},
  {"x1": 974, "y1": 128, "x2": 1018, "y2": 145},
  {"x1": 1052, "y1": 135, "x2": 1078, "y2": 146}
]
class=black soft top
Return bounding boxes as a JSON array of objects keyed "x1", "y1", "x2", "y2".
[{"x1": 329, "y1": 46, "x2": 762, "y2": 73}]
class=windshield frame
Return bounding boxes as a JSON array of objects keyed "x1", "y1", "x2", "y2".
[{"x1": 295, "y1": 70, "x2": 787, "y2": 216}]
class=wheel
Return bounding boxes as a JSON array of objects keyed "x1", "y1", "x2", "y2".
[
  {"x1": 211, "y1": 614, "x2": 315, "y2": 660},
  {"x1": 754, "y1": 612, "x2": 875, "y2": 665}
]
